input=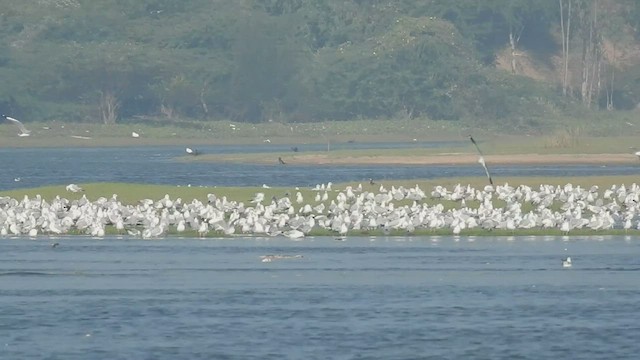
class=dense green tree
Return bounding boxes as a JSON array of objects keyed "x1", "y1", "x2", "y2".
[
  {"x1": 414, "y1": 0, "x2": 557, "y2": 63},
  {"x1": 228, "y1": 11, "x2": 306, "y2": 122},
  {"x1": 0, "y1": 0, "x2": 639, "y2": 126},
  {"x1": 302, "y1": 17, "x2": 484, "y2": 120}
]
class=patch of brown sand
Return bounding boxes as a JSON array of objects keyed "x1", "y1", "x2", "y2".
[{"x1": 284, "y1": 153, "x2": 638, "y2": 165}]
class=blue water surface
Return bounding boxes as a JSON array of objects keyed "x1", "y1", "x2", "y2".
[
  {"x1": 1, "y1": 235, "x2": 639, "y2": 359},
  {"x1": 2, "y1": 143, "x2": 639, "y2": 190}
]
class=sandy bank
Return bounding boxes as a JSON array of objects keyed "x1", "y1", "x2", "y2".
[{"x1": 253, "y1": 153, "x2": 639, "y2": 166}]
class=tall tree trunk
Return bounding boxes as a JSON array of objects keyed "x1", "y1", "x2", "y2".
[
  {"x1": 559, "y1": 0, "x2": 572, "y2": 96},
  {"x1": 591, "y1": 42, "x2": 601, "y2": 108},
  {"x1": 593, "y1": 2, "x2": 602, "y2": 108},
  {"x1": 508, "y1": 26, "x2": 523, "y2": 74},
  {"x1": 566, "y1": 0, "x2": 572, "y2": 96},
  {"x1": 579, "y1": 0, "x2": 601, "y2": 109},
  {"x1": 560, "y1": 0, "x2": 566, "y2": 94},
  {"x1": 200, "y1": 79, "x2": 209, "y2": 117},
  {"x1": 607, "y1": 45, "x2": 615, "y2": 110},
  {"x1": 590, "y1": 1, "x2": 600, "y2": 108},
  {"x1": 580, "y1": 5, "x2": 590, "y2": 106},
  {"x1": 99, "y1": 90, "x2": 120, "y2": 125},
  {"x1": 579, "y1": 0, "x2": 600, "y2": 108}
]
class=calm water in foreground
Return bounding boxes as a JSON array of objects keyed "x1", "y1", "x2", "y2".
[{"x1": 1, "y1": 235, "x2": 639, "y2": 359}]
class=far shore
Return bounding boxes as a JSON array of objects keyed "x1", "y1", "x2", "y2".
[{"x1": 4, "y1": 120, "x2": 640, "y2": 168}]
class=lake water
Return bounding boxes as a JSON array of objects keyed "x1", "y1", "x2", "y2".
[
  {"x1": 2, "y1": 143, "x2": 640, "y2": 190},
  {"x1": 1, "y1": 235, "x2": 639, "y2": 359}
]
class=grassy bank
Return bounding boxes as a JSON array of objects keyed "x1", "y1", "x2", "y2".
[
  {"x1": 3, "y1": 175, "x2": 640, "y2": 205},
  {"x1": 3, "y1": 115, "x2": 640, "y2": 152},
  {"x1": 184, "y1": 145, "x2": 639, "y2": 166},
  {"x1": 4, "y1": 176, "x2": 640, "y2": 237},
  {"x1": 0, "y1": 118, "x2": 462, "y2": 148}
]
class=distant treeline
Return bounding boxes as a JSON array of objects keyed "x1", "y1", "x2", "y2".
[{"x1": 1, "y1": 0, "x2": 639, "y2": 127}]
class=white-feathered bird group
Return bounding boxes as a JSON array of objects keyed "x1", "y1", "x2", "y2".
[{"x1": 3, "y1": 182, "x2": 640, "y2": 239}]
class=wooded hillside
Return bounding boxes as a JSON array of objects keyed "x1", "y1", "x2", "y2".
[{"x1": 1, "y1": 0, "x2": 639, "y2": 129}]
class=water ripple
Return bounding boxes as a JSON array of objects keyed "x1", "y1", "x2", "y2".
[{"x1": 1, "y1": 237, "x2": 640, "y2": 359}]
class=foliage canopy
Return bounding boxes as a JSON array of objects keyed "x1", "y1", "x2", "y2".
[{"x1": 1, "y1": 0, "x2": 639, "y2": 129}]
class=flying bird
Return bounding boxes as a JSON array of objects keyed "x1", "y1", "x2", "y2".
[
  {"x1": 469, "y1": 135, "x2": 493, "y2": 185},
  {"x1": 2, "y1": 114, "x2": 31, "y2": 137}
]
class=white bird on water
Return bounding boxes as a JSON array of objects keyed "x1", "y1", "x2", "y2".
[
  {"x1": 66, "y1": 184, "x2": 84, "y2": 193},
  {"x1": 2, "y1": 114, "x2": 31, "y2": 137},
  {"x1": 185, "y1": 147, "x2": 200, "y2": 156},
  {"x1": 284, "y1": 229, "x2": 305, "y2": 239},
  {"x1": 562, "y1": 257, "x2": 572, "y2": 268}
]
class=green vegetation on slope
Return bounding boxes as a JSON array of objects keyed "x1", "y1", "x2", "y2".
[{"x1": 1, "y1": 0, "x2": 640, "y2": 132}]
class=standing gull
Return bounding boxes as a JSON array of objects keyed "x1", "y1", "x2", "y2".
[
  {"x1": 66, "y1": 184, "x2": 84, "y2": 193},
  {"x1": 2, "y1": 114, "x2": 31, "y2": 137},
  {"x1": 469, "y1": 135, "x2": 493, "y2": 185}
]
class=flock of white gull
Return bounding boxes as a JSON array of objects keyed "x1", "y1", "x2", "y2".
[{"x1": 2, "y1": 181, "x2": 640, "y2": 248}]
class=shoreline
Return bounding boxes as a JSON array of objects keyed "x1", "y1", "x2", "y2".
[
  {"x1": 197, "y1": 152, "x2": 638, "y2": 166},
  {"x1": 2, "y1": 228, "x2": 636, "y2": 238}
]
